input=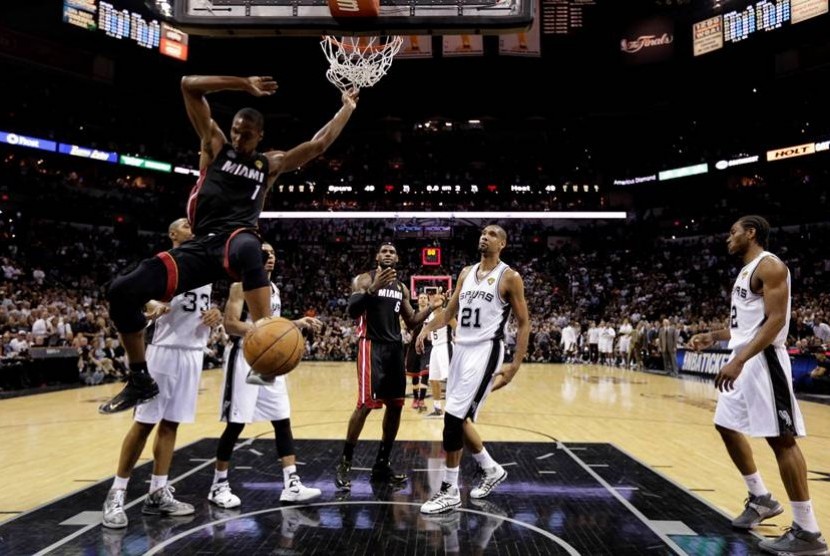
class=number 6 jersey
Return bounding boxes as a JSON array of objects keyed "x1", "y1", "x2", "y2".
[
  {"x1": 455, "y1": 261, "x2": 511, "y2": 345},
  {"x1": 149, "y1": 284, "x2": 213, "y2": 350}
]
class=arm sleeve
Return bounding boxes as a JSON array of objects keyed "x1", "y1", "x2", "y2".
[{"x1": 347, "y1": 293, "x2": 370, "y2": 319}]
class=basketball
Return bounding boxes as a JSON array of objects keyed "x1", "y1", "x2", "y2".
[{"x1": 243, "y1": 317, "x2": 305, "y2": 378}]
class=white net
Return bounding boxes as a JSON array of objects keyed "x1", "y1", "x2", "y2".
[{"x1": 320, "y1": 35, "x2": 403, "y2": 92}]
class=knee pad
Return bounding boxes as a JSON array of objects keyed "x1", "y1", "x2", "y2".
[
  {"x1": 443, "y1": 413, "x2": 464, "y2": 452},
  {"x1": 412, "y1": 376, "x2": 420, "y2": 386},
  {"x1": 420, "y1": 375, "x2": 429, "y2": 386},
  {"x1": 107, "y1": 258, "x2": 168, "y2": 334},
  {"x1": 272, "y1": 419, "x2": 295, "y2": 458},
  {"x1": 227, "y1": 232, "x2": 268, "y2": 291},
  {"x1": 216, "y1": 422, "x2": 245, "y2": 461}
]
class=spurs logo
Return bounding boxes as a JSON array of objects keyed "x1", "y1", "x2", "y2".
[{"x1": 778, "y1": 409, "x2": 793, "y2": 430}]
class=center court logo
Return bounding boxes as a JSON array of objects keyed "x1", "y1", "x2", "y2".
[{"x1": 620, "y1": 33, "x2": 673, "y2": 54}]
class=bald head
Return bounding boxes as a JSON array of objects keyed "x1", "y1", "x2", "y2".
[
  {"x1": 478, "y1": 224, "x2": 508, "y2": 256},
  {"x1": 168, "y1": 218, "x2": 194, "y2": 247}
]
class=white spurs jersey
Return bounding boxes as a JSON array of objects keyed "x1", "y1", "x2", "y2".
[
  {"x1": 455, "y1": 261, "x2": 511, "y2": 345},
  {"x1": 425, "y1": 311, "x2": 451, "y2": 346},
  {"x1": 150, "y1": 284, "x2": 213, "y2": 350},
  {"x1": 244, "y1": 283, "x2": 281, "y2": 322},
  {"x1": 728, "y1": 251, "x2": 791, "y2": 351}
]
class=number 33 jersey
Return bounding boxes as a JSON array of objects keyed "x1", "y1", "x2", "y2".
[
  {"x1": 150, "y1": 284, "x2": 213, "y2": 350},
  {"x1": 455, "y1": 261, "x2": 511, "y2": 345},
  {"x1": 728, "y1": 251, "x2": 790, "y2": 352}
]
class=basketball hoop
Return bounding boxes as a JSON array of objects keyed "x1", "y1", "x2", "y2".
[{"x1": 320, "y1": 35, "x2": 403, "y2": 92}]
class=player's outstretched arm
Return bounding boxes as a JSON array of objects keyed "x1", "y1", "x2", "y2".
[
  {"x1": 266, "y1": 89, "x2": 358, "y2": 181},
  {"x1": 401, "y1": 285, "x2": 442, "y2": 329},
  {"x1": 223, "y1": 282, "x2": 253, "y2": 337},
  {"x1": 181, "y1": 75, "x2": 276, "y2": 167},
  {"x1": 416, "y1": 269, "x2": 468, "y2": 353}
]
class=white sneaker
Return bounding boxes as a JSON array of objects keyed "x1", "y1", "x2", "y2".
[
  {"x1": 102, "y1": 488, "x2": 128, "y2": 529},
  {"x1": 208, "y1": 481, "x2": 241, "y2": 509},
  {"x1": 245, "y1": 370, "x2": 275, "y2": 386},
  {"x1": 470, "y1": 464, "x2": 507, "y2": 499},
  {"x1": 280, "y1": 475, "x2": 322, "y2": 503},
  {"x1": 142, "y1": 485, "x2": 195, "y2": 516},
  {"x1": 420, "y1": 482, "x2": 461, "y2": 514}
]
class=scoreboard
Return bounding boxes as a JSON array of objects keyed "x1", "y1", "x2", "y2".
[
  {"x1": 63, "y1": 0, "x2": 189, "y2": 61},
  {"x1": 693, "y1": 0, "x2": 828, "y2": 56}
]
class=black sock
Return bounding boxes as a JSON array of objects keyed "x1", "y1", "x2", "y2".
[
  {"x1": 343, "y1": 442, "x2": 356, "y2": 461},
  {"x1": 418, "y1": 388, "x2": 427, "y2": 401},
  {"x1": 129, "y1": 362, "x2": 149, "y2": 375}
]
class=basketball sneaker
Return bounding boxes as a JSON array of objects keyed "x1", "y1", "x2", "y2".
[
  {"x1": 335, "y1": 456, "x2": 352, "y2": 490},
  {"x1": 371, "y1": 459, "x2": 407, "y2": 485},
  {"x1": 426, "y1": 408, "x2": 444, "y2": 418},
  {"x1": 732, "y1": 492, "x2": 784, "y2": 529},
  {"x1": 281, "y1": 506, "x2": 321, "y2": 537},
  {"x1": 280, "y1": 475, "x2": 322, "y2": 503},
  {"x1": 245, "y1": 370, "x2": 275, "y2": 386},
  {"x1": 421, "y1": 509, "x2": 462, "y2": 532},
  {"x1": 142, "y1": 485, "x2": 195, "y2": 516},
  {"x1": 208, "y1": 481, "x2": 241, "y2": 509},
  {"x1": 420, "y1": 482, "x2": 461, "y2": 514},
  {"x1": 470, "y1": 464, "x2": 507, "y2": 499},
  {"x1": 98, "y1": 372, "x2": 159, "y2": 414},
  {"x1": 101, "y1": 526, "x2": 127, "y2": 553},
  {"x1": 102, "y1": 488, "x2": 128, "y2": 529},
  {"x1": 758, "y1": 523, "x2": 828, "y2": 555}
]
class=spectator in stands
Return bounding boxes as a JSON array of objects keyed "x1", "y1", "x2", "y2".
[{"x1": 8, "y1": 330, "x2": 29, "y2": 356}]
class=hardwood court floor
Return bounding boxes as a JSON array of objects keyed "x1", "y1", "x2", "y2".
[{"x1": 2, "y1": 362, "x2": 829, "y2": 538}]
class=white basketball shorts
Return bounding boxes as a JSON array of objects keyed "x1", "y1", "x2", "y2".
[
  {"x1": 134, "y1": 344, "x2": 204, "y2": 424},
  {"x1": 714, "y1": 345, "x2": 806, "y2": 437},
  {"x1": 429, "y1": 341, "x2": 452, "y2": 382},
  {"x1": 220, "y1": 340, "x2": 291, "y2": 424},
  {"x1": 445, "y1": 339, "x2": 504, "y2": 422}
]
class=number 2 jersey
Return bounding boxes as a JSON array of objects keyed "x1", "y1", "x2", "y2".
[
  {"x1": 728, "y1": 250, "x2": 790, "y2": 352},
  {"x1": 455, "y1": 261, "x2": 512, "y2": 345},
  {"x1": 149, "y1": 284, "x2": 213, "y2": 350},
  {"x1": 187, "y1": 144, "x2": 270, "y2": 236}
]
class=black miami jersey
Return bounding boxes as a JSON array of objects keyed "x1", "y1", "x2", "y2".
[
  {"x1": 187, "y1": 144, "x2": 269, "y2": 235},
  {"x1": 356, "y1": 272, "x2": 405, "y2": 343}
]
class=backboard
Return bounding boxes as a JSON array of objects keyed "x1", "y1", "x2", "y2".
[{"x1": 147, "y1": 0, "x2": 533, "y2": 36}]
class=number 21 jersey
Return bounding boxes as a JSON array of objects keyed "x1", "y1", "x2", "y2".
[{"x1": 455, "y1": 262, "x2": 511, "y2": 345}]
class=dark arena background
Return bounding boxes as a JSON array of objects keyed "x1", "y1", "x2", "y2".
[{"x1": 1, "y1": 0, "x2": 830, "y2": 554}]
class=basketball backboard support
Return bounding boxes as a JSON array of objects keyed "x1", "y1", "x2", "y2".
[{"x1": 147, "y1": 0, "x2": 533, "y2": 36}]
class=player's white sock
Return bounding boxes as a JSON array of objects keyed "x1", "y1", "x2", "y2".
[
  {"x1": 283, "y1": 464, "x2": 298, "y2": 486},
  {"x1": 434, "y1": 400, "x2": 442, "y2": 410},
  {"x1": 112, "y1": 476, "x2": 129, "y2": 491},
  {"x1": 742, "y1": 472, "x2": 768, "y2": 497},
  {"x1": 213, "y1": 469, "x2": 229, "y2": 484},
  {"x1": 792, "y1": 500, "x2": 820, "y2": 533},
  {"x1": 149, "y1": 474, "x2": 167, "y2": 493},
  {"x1": 472, "y1": 448, "x2": 498, "y2": 473},
  {"x1": 444, "y1": 466, "x2": 459, "y2": 488}
]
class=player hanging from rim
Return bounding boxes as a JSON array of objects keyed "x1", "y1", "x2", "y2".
[{"x1": 100, "y1": 75, "x2": 358, "y2": 414}]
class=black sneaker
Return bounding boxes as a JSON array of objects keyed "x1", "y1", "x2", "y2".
[
  {"x1": 98, "y1": 373, "x2": 159, "y2": 414},
  {"x1": 371, "y1": 460, "x2": 407, "y2": 485},
  {"x1": 335, "y1": 456, "x2": 352, "y2": 491}
]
